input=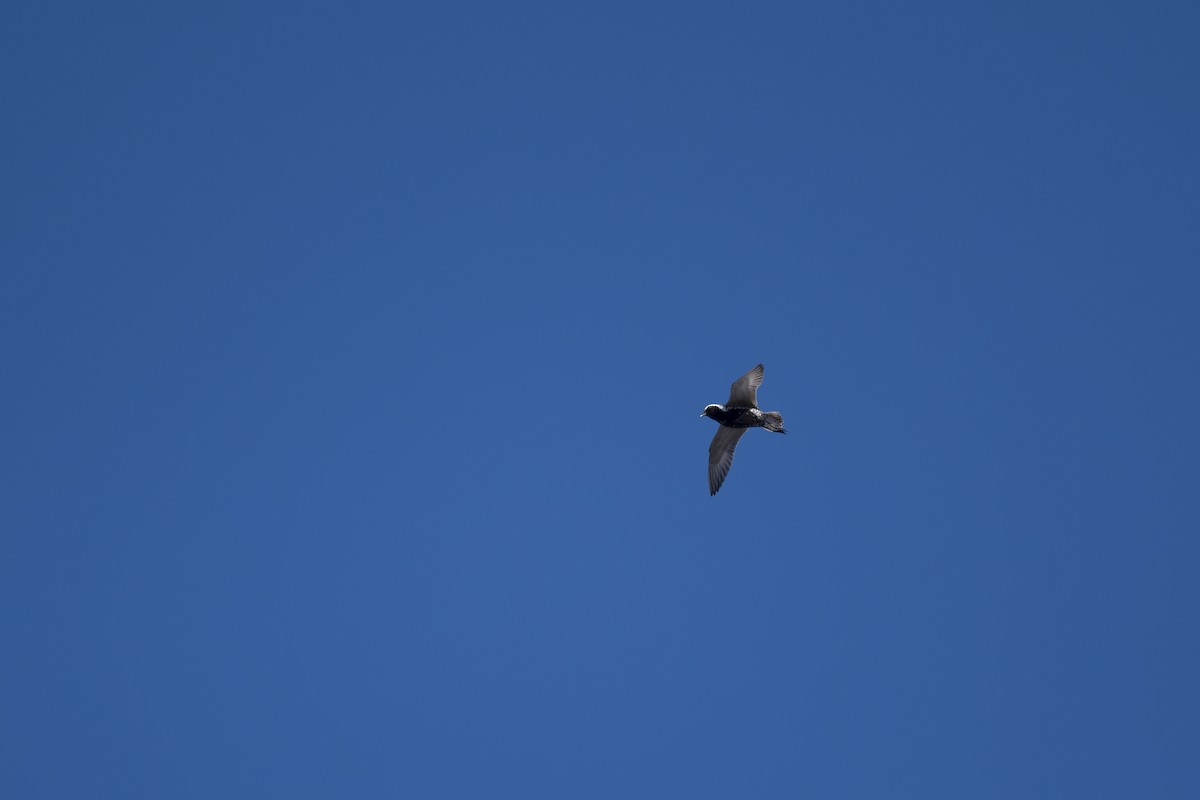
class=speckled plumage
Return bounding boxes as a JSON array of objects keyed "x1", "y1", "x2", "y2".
[{"x1": 700, "y1": 364, "x2": 786, "y2": 496}]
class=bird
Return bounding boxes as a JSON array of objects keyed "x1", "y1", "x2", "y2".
[{"x1": 700, "y1": 364, "x2": 786, "y2": 495}]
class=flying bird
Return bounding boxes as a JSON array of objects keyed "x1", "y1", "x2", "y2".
[{"x1": 700, "y1": 364, "x2": 786, "y2": 495}]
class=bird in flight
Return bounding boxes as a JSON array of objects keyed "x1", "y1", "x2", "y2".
[{"x1": 700, "y1": 364, "x2": 786, "y2": 495}]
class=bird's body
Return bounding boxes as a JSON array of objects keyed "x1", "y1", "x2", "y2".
[
  {"x1": 702, "y1": 405, "x2": 767, "y2": 428},
  {"x1": 701, "y1": 364, "x2": 786, "y2": 496}
]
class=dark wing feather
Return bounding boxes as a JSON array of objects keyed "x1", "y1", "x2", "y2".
[
  {"x1": 708, "y1": 425, "x2": 748, "y2": 495},
  {"x1": 727, "y1": 364, "x2": 764, "y2": 408}
]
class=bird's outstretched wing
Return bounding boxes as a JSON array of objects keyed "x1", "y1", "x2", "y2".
[
  {"x1": 708, "y1": 425, "x2": 748, "y2": 496},
  {"x1": 726, "y1": 364, "x2": 764, "y2": 408}
]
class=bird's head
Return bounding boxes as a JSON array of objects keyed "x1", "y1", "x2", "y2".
[{"x1": 700, "y1": 404, "x2": 724, "y2": 419}]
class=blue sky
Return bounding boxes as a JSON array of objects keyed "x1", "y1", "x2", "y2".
[{"x1": 3, "y1": 2, "x2": 1199, "y2": 797}]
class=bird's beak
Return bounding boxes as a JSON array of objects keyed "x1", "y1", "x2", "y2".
[{"x1": 699, "y1": 411, "x2": 707, "y2": 417}]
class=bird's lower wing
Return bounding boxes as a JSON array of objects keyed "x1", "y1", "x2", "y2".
[{"x1": 708, "y1": 426, "x2": 748, "y2": 496}]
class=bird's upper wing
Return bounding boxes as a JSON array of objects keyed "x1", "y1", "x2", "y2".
[
  {"x1": 726, "y1": 364, "x2": 764, "y2": 408},
  {"x1": 708, "y1": 425, "x2": 748, "y2": 496}
]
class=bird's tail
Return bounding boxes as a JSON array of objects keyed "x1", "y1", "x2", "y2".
[{"x1": 762, "y1": 411, "x2": 786, "y2": 433}]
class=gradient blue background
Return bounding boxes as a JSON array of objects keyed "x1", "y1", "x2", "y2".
[{"x1": 4, "y1": 2, "x2": 1199, "y2": 797}]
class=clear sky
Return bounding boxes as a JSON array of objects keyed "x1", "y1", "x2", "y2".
[{"x1": 3, "y1": 2, "x2": 1199, "y2": 798}]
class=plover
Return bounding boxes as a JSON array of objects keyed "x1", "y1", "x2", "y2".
[{"x1": 700, "y1": 364, "x2": 786, "y2": 496}]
